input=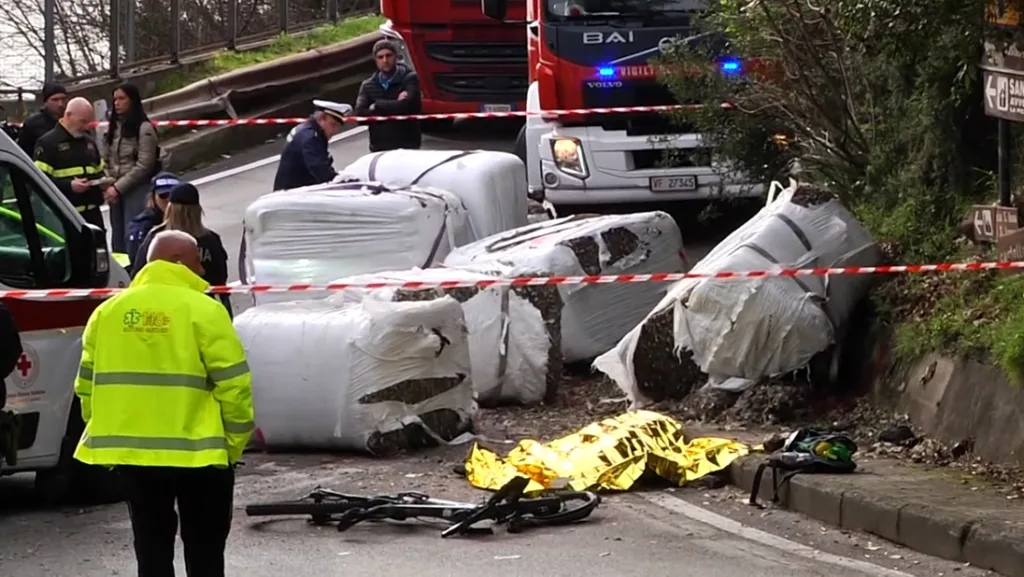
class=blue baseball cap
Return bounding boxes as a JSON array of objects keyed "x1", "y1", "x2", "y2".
[{"x1": 151, "y1": 172, "x2": 181, "y2": 196}]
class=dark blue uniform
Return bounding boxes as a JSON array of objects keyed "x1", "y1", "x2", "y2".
[
  {"x1": 272, "y1": 119, "x2": 337, "y2": 191},
  {"x1": 125, "y1": 207, "x2": 164, "y2": 268}
]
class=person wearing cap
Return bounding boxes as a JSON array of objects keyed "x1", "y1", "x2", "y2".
[
  {"x1": 131, "y1": 182, "x2": 233, "y2": 316},
  {"x1": 271, "y1": 100, "x2": 348, "y2": 191},
  {"x1": 125, "y1": 172, "x2": 179, "y2": 267},
  {"x1": 354, "y1": 39, "x2": 422, "y2": 152},
  {"x1": 17, "y1": 82, "x2": 68, "y2": 155}
]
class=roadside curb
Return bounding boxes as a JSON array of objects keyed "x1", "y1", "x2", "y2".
[{"x1": 726, "y1": 455, "x2": 1024, "y2": 577}]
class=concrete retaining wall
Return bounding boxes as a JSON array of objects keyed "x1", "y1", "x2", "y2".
[{"x1": 867, "y1": 329, "x2": 1024, "y2": 468}]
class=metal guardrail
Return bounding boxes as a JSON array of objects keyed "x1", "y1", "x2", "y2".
[
  {"x1": 141, "y1": 32, "x2": 381, "y2": 122},
  {"x1": 104, "y1": 0, "x2": 379, "y2": 81},
  {"x1": 1, "y1": 0, "x2": 377, "y2": 89},
  {"x1": 0, "y1": 90, "x2": 31, "y2": 120}
]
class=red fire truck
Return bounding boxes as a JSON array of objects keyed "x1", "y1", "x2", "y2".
[{"x1": 378, "y1": 0, "x2": 528, "y2": 129}]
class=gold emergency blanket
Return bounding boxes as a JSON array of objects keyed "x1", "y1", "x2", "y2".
[{"x1": 465, "y1": 410, "x2": 750, "y2": 493}]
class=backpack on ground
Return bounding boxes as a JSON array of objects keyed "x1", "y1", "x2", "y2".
[{"x1": 748, "y1": 428, "x2": 857, "y2": 507}]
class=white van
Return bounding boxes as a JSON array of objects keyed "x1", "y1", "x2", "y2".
[{"x1": 0, "y1": 127, "x2": 131, "y2": 502}]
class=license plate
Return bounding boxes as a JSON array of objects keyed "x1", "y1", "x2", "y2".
[
  {"x1": 482, "y1": 104, "x2": 512, "y2": 113},
  {"x1": 650, "y1": 176, "x2": 697, "y2": 192}
]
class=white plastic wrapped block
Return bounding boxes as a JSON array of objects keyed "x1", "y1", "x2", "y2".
[
  {"x1": 233, "y1": 295, "x2": 476, "y2": 454},
  {"x1": 444, "y1": 212, "x2": 686, "y2": 363},
  {"x1": 328, "y1": 267, "x2": 562, "y2": 406},
  {"x1": 341, "y1": 149, "x2": 528, "y2": 240},
  {"x1": 594, "y1": 182, "x2": 880, "y2": 405},
  {"x1": 241, "y1": 181, "x2": 472, "y2": 304}
]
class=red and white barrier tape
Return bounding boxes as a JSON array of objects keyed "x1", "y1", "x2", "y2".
[
  {"x1": 3, "y1": 260, "x2": 1021, "y2": 300},
  {"x1": 9, "y1": 103, "x2": 727, "y2": 128}
]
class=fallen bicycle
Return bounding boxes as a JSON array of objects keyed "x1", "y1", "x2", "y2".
[{"x1": 244, "y1": 476, "x2": 601, "y2": 537}]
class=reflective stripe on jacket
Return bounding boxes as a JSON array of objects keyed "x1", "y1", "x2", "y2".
[
  {"x1": 73, "y1": 260, "x2": 254, "y2": 468},
  {"x1": 33, "y1": 123, "x2": 106, "y2": 210}
]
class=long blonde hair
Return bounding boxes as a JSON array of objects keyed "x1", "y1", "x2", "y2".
[{"x1": 158, "y1": 203, "x2": 209, "y2": 239}]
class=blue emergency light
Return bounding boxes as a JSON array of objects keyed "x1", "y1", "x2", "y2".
[
  {"x1": 597, "y1": 67, "x2": 616, "y2": 78},
  {"x1": 721, "y1": 59, "x2": 741, "y2": 74}
]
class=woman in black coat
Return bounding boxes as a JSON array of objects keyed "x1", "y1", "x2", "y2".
[{"x1": 131, "y1": 183, "x2": 232, "y2": 317}]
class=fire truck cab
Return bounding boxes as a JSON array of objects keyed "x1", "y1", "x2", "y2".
[
  {"x1": 483, "y1": 0, "x2": 764, "y2": 206},
  {"x1": 378, "y1": 0, "x2": 528, "y2": 127},
  {"x1": 0, "y1": 127, "x2": 130, "y2": 501}
]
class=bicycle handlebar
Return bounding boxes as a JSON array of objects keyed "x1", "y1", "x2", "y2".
[{"x1": 440, "y1": 476, "x2": 531, "y2": 538}]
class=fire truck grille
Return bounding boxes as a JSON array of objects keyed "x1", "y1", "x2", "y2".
[
  {"x1": 425, "y1": 42, "x2": 527, "y2": 65},
  {"x1": 433, "y1": 73, "x2": 529, "y2": 101}
]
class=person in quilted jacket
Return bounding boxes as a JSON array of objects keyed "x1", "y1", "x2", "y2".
[{"x1": 103, "y1": 82, "x2": 159, "y2": 254}]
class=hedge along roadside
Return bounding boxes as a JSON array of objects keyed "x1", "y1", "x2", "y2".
[
  {"x1": 150, "y1": 14, "x2": 386, "y2": 97},
  {"x1": 36, "y1": 14, "x2": 385, "y2": 118},
  {"x1": 652, "y1": 0, "x2": 1024, "y2": 381}
]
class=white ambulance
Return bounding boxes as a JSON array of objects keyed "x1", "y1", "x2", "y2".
[{"x1": 0, "y1": 126, "x2": 131, "y2": 502}]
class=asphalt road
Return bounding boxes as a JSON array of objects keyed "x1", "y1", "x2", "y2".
[
  {"x1": 0, "y1": 450, "x2": 991, "y2": 577},
  {"x1": 2, "y1": 121, "x2": 994, "y2": 576}
]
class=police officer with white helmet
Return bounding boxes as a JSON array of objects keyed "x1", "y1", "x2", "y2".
[{"x1": 272, "y1": 100, "x2": 351, "y2": 191}]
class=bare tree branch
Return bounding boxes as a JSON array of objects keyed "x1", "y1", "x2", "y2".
[{"x1": 0, "y1": 0, "x2": 373, "y2": 86}]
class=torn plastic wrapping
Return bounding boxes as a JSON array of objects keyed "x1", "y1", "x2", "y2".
[
  {"x1": 340, "y1": 149, "x2": 529, "y2": 240},
  {"x1": 326, "y1": 267, "x2": 561, "y2": 406},
  {"x1": 241, "y1": 181, "x2": 473, "y2": 305},
  {"x1": 594, "y1": 183, "x2": 880, "y2": 405},
  {"x1": 443, "y1": 212, "x2": 686, "y2": 363},
  {"x1": 232, "y1": 295, "x2": 476, "y2": 454}
]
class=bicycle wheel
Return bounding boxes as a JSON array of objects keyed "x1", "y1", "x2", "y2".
[{"x1": 513, "y1": 491, "x2": 601, "y2": 528}]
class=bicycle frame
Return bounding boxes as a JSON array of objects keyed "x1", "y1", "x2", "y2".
[{"x1": 245, "y1": 476, "x2": 600, "y2": 538}]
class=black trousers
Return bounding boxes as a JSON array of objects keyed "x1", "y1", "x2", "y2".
[{"x1": 121, "y1": 465, "x2": 235, "y2": 577}]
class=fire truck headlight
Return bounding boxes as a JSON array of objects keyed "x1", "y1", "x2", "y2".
[{"x1": 551, "y1": 137, "x2": 587, "y2": 178}]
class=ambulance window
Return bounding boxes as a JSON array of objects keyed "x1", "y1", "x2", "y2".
[{"x1": 0, "y1": 162, "x2": 71, "y2": 288}]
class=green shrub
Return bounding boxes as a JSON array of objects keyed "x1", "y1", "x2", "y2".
[{"x1": 655, "y1": 0, "x2": 1024, "y2": 381}]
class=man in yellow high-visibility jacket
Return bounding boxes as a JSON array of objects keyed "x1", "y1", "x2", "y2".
[{"x1": 74, "y1": 229, "x2": 254, "y2": 577}]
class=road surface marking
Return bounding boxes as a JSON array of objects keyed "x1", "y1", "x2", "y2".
[
  {"x1": 191, "y1": 126, "x2": 369, "y2": 186},
  {"x1": 640, "y1": 492, "x2": 915, "y2": 577}
]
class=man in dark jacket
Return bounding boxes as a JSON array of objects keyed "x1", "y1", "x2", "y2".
[
  {"x1": 33, "y1": 97, "x2": 106, "y2": 230},
  {"x1": 354, "y1": 40, "x2": 422, "y2": 152},
  {"x1": 271, "y1": 100, "x2": 349, "y2": 191},
  {"x1": 17, "y1": 82, "x2": 68, "y2": 156}
]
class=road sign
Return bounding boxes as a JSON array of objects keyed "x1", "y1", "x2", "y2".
[
  {"x1": 984, "y1": 70, "x2": 1024, "y2": 121},
  {"x1": 998, "y1": 227, "x2": 1024, "y2": 275},
  {"x1": 969, "y1": 204, "x2": 1019, "y2": 242},
  {"x1": 988, "y1": 0, "x2": 1023, "y2": 27}
]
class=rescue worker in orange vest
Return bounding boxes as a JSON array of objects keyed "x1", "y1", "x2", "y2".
[{"x1": 73, "y1": 229, "x2": 254, "y2": 577}]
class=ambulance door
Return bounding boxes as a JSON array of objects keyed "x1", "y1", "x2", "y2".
[{"x1": 0, "y1": 152, "x2": 110, "y2": 471}]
